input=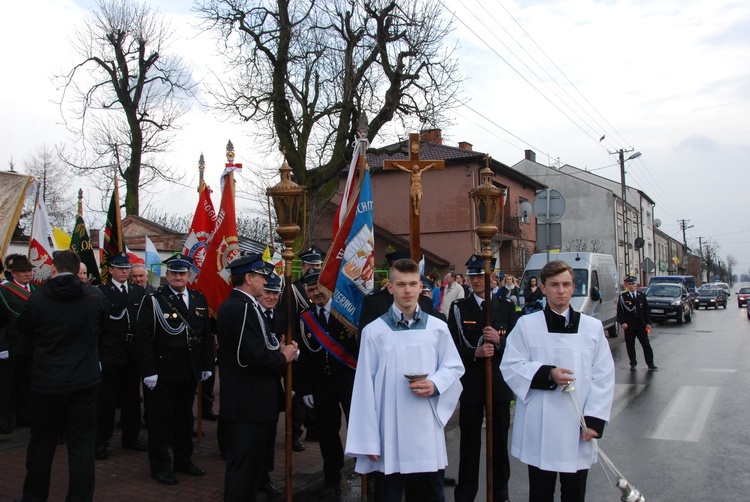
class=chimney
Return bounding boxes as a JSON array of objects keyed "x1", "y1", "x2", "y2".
[
  {"x1": 420, "y1": 128, "x2": 442, "y2": 145},
  {"x1": 524, "y1": 149, "x2": 536, "y2": 162},
  {"x1": 458, "y1": 141, "x2": 473, "y2": 151}
]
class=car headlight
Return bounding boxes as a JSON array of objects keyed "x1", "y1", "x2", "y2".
[
  {"x1": 709, "y1": 299, "x2": 716, "y2": 302},
  {"x1": 671, "y1": 300, "x2": 682, "y2": 306}
]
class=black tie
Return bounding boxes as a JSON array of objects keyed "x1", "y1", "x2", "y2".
[
  {"x1": 121, "y1": 284, "x2": 127, "y2": 295},
  {"x1": 317, "y1": 307, "x2": 328, "y2": 329},
  {"x1": 265, "y1": 309, "x2": 273, "y2": 322}
]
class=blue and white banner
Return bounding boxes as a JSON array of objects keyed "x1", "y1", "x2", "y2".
[{"x1": 330, "y1": 170, "x2": 374, "y2": 330}]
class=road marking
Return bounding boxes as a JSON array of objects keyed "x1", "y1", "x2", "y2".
[
  {"x1": 648, "y1": 386, "x2": 718, "y2": 442},
  {"x1": 697, "y1": 368, "x2": 736, "y2": 373},
  {"x1": 610, "y1": 383, "x2": 646, "y2": 419}
]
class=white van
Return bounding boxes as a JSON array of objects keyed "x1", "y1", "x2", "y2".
[{"x1": 519, "y1": 252, "x2": 620, "y2": 336}]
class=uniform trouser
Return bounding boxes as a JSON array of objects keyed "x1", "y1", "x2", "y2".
[
  {"x1": 454, "y1": 400, "x2": 511, "y2": 502},
  {"x1": 223, "y1": 419, "x2": 277, "y2": 502},
  {"x1": 624, "y1": 327, "x2": 655, "y2": 367},
  {"x1": 23, "y1": 385, "x2": 99, "y2": 502},
  {"x1": 313, "y1": 374, "x2": 353, "y2": 485},
  {"x1": 0, "y1": 358, "x2": 11, "y2": 429},
  {"x1": 9, "y1": 353, "x2": 32, "y2": 425},
  {"x1": 145, "y1": 380, "x2": 196, "y2": 473},
  {"x1": 376, "y1": 470, "x2": 445, "y2": 502},
  {"x1": 96, "y1": 356, "x2": 141, "y2": 445},
  {"x1": 528, "y1": 465, "x2": 588, "y2": 502}
]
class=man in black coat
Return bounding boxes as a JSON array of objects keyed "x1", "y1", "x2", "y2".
[
  {"x1": 95, "y1": 252, "x2": 147, "y2": 460},
  {"x1": 217, "y1": 254, "x2": 297, "y2": 502},
  {"x1": 448, "y1": 255, "x2": 517, "y2": 502},
  {"x1": 0, "y1": 255, "x2": 39, "y2": 432},
  {"x1": 17, "y1": 250, "x2": 106, "y2": 502},
  {"x1": 135, "y1": 253, "x2": 215, "y2": 485},
  {"x1": 298, "y1": 269, "x2": 358, "y2": 498},
  {"x1": 617, "y1": 275, "x2": 656, "y2": 371}
]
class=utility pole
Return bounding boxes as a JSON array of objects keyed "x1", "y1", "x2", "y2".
[
  {"x1": 679, "y1": 219, "x2": 694, "y2": 248},
  {"x1": 610, "y1": 148, "x2": 641, "y2": 278}
]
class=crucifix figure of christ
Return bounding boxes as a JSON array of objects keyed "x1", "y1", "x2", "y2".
[{"x1": 384, "y1": 133, "x2": 445, "y2": 261}]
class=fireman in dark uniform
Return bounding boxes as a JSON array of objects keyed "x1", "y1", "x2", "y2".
[
  {"x1": 95, "y1": 252, "x2": 147, "y2": 460},
  {"x1": 285, "y1": 248, "x2": 322, "y2": 451},
  {"x1": 449, "y1": 255, "x2": 518, "y2": 502},
  {"x1": 298, "y1": 269, "x2": 358, "y2": 498},
  {"x1": 617, "y1": 275, "x2": 656, "y2": 371},
  {"x1": 135, "y1": 253, "x2": 215, "y2": 485}
]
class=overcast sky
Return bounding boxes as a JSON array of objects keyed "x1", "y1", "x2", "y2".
[{"x1": 2, "y1": 0, "x2": 749, "y2": 269}]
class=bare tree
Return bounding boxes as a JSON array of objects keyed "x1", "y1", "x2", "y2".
[
  {"x1": 564, "y1": 239, "x2": 606, "y2": 253},
  {"x1": 57, "y1": 0, "x2": 196, "y2": 216},
  {"x1": 698, "y1": 239, "x2": 720, "y2": 282},
  {"x1": 725, "y1": 254, "x2": 737, "y2": 286},
  {"x1": 22, "y1": 145, "x2": 75, "y2": 229},
  {"x1": 196, "y1": 0, "x2": 464, "y2": 215}
]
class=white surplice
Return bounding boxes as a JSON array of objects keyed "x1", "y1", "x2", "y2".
[
  {"x1": 500, "y1": 310, "x2": 615, "y2": 473},
  {"x1": 345, "y1": 313, "x2": 464, "y2": 475}
]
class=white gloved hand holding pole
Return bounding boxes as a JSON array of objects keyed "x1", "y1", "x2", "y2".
[
  {"x1": 143, "y1": 374, "x2": 158, "y2": 390},
  {"x1": 302, "y1": 394, "x2": 315, "y2": 409},
  {"x1": 201, "y1": 371, "x2": 212, "y2": 381}
]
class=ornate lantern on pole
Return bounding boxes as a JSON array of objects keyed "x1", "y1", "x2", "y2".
[
  {"x1": 468, "y1": 158, "x2": 506, "y2": 502},
  {"x1": 266, "y1": 155, "x2": 306, "y2": 501}
]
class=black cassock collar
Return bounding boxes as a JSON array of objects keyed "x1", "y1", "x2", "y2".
[{"x1": 544, "y1": 304, "x2": 581, "y2": 333}]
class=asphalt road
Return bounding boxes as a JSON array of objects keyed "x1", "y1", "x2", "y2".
[{"x1": 323, "y1": 301, "x2": 750, "y2": 501}]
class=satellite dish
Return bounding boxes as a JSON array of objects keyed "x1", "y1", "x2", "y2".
[
  {"x1": 654, "y1": 219, "x2": 662, "y2": 228},
  {"x1": 519, "y1": 201, "x2": 533, "y2": 219}
]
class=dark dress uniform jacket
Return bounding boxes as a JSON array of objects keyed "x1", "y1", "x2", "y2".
[
  {"x1": 297, "y1": 307, "x2": 358, "y2": 398},
  {"x1": 616, "y1": 290, "x2": 650, "y2": 328},
  {"x1": 0, "y1": 282, "x2": 39, "y2": 356},
  {"x1": 135, "y1": 285, "x2": 214, "y2": 383},
  {"x1": 448, "y1": 295, "x2": 518, "y2": 403},
  {"x1": 99, "y1": 282, "x2": 145, "y2": 366},
  {"x1": 218, "y1": 290, "x2": 287, "y2": 423}
]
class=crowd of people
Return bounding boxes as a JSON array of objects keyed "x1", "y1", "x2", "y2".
[{"x1": 0, "y1": 247, "x2": 626, "y2": 502}]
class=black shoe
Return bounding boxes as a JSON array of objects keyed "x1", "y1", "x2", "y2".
[
  {"x1": 175, "y1": 463, "x2": 206, "y2": 476},
  {"x1": 152, "y1": 471, "x2": 179, "y2": 485},
  {"x1": 261, "y1": 481, "x2": 284, "y2": 499},
  {"x1": 648, "y1": 366, "x2": 659, "y2": 371},
  {"x1": 318, "y1": 483, "x2": 340, "y2": 498},
  {"x1": 292, "y1": 437, "x2": 305, "y2": 452},
  {"x1": 122, "y1": 438, "x2": 148, "y2": 451},
  {"x1": 630, "y1": 364, "x2": 637, "y2": 371},
  {"x1": 95, "y1": 444, "x2": 108, "y2": 460},
  {"x1": 202, "y1": 409, "x2": 218, "y2": 421}
]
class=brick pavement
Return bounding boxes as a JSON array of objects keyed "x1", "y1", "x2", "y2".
[{"x1": 0, "y1": 411, "x2": 348, "y2": 501}]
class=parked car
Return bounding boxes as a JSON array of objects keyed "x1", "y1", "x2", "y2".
[
  {"x1": 645, "y1": 283, "x2": 693, "y2": 324},
  {"x1": 737, "y1": 287, "x2": 750, "y2": 307},
  {"x1": 695, "y1": 288, "x2": 728, "y2": 309},
  {"x1": 648, "y1": 275, "x2": 697, "y2": 302}
]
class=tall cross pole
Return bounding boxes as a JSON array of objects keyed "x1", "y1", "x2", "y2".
[{"x1": 384, "y1": 133, "x2": 445, "y2": 261}]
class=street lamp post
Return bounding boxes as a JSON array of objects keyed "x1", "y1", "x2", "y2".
[
  {"x1": 266, "y1": 157, "x2": 306, "y2": 502},
  {"x1": 468, "y1": 162, "x2": 505, "y2": 502},
  {"x1": 616, "y1": 149, "x2": 641, "y2": 278}
]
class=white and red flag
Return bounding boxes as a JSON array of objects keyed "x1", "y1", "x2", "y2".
[{"x1": 28, "y1": 181, "x2": 55, "y2": 284}]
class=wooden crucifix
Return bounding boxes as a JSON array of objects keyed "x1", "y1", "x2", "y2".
[{"x1": 384, "y1": 133, "x2": 445, "y2": 261}]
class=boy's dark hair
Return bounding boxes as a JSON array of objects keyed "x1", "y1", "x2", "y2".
[
  {"x1": 540, "y1": 260, "x2": 574, "y2": 285},
  {"x1": 52, "y1": 250, "x2": 81, "y2": 274},
  {"x1": 390, "y1": 258, "x2": 420, "y2": 275}
]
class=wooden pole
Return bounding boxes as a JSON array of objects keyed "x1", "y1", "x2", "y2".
[{"x1": 484, "y1": 247, "x2": 494, "y2": 502}]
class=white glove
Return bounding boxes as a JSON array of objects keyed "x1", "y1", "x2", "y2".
[
  {"x1": 302, "y1": 394, "x2": 315, "y2": 409},
  {"x1": 201, "y1": 371, "x2": 213, "y2": 381},
  {"x1": 143, "y1": 374, "x2": 158, "y2": 390},
  {"x1": 0, "y1": 350, "x2": 8, "y2": 360}
]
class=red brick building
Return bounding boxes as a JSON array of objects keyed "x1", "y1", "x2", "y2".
[{"x1": 312, "y1": 130, "x2": 545, "y2": 277}]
